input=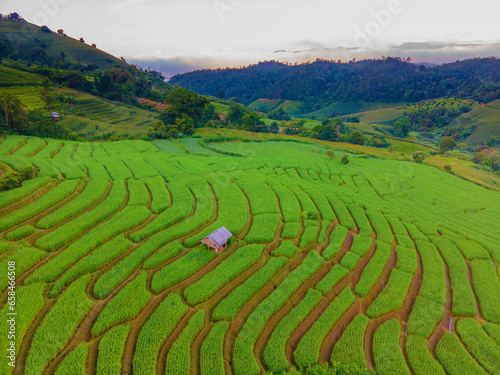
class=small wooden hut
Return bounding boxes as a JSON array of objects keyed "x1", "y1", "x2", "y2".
[{"x1": 201, "y1": 227, "x2": 233, "y2": 254}]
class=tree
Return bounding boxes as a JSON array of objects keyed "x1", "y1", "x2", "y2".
[
  {"x1": 439, "y1": 136, "x2": 457, "y2": 154},
  {"x1": 42, "y1": 77, "x2": 52, "y2": 89},
  {"x1": 0, "y1": 40, "x2": 12, "y2": 62},
  {"x1": 226, "y1": 103, "x2": 245, "y2": 125},
  {"x1": 79, "y1": 37, "x2": 85, "y2": 43},
  {"x1": 217, "y1": 89, "x2": 226, "y2": 100},
  {"x1": 19, "y1": 165, "x2": 39, "y2": 180},
  {"x1": 40, "y1": 25, "x2": 51, "y2": 33},
  {"x1": 315, "y1": 124, "x2": 337, "y2": 142},
  {"x1": 268, "y1": 107, "x2": 290, "y2": 121},
  {"x1": 366, "y1": 135, "x2": 389, "y2": 148},
  {"x1": 393, "y1": 117, "x2": 410, "y2": 138},
  {"x1": 0, "y1": 172, "x2": 22, "y2": 191},
  {"x1": 443, "y1": 164, "x2": 452, "y2": 173},
  {"x1": 148, "y1": 120, "x2": 167, "y2": 139},
  {"x1": 269, "y1": 121, "x2": 279, "y2": 134},
  {"x1": 174, "y1": 114, "x2": 194, "y2": 136},
  {"x1": 93, "y1": 71, "x2": 116, "y2": 98},
  {"x1": 241, "y1": 113, "x2": 264, "y2": 132},
  {"x1": 412, "y1": 151, "x2": 425, "y2": 163},
  {"x1": 348, "y1": 131, "x2": 366, "y2": 145},
  {"x1": 0, "y1": 94, "x2": 25, "y2": 130},
  {"x1": 341, "y1": 154, "x2": 350, "y2": 164},
  {"x1": 161, "y1": 88, "x2": 210, "y2": 127},
  {"x1": 326, "y1": 150, "x2": 336, "y2": 160},
  {"x1": 57, "y1": 29, "x2": 64, "y2": 35},
  {"x1": 59, "y1": 71, "x2": 93, "y2": 92}
]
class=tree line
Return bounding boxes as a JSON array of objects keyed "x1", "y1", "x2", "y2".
[{"x1": 170, "y1": 57, "x2": 500, "y2": 114}]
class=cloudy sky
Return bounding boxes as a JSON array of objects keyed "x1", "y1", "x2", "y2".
[{"x1": 2, "y1": 0, "x2": 500, "y2": 77}]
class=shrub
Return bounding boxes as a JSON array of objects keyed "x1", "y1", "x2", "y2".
[
  {"x1": 0, "y1": 172, "x2": 22, "y2": 191},
  {"x1": 341, "y1": 154, "x2": 350, "y2": 164},
  {"x1": 19, "y1": 165, "x2": 39, "y2": 180},
  {"x1": 326, "y1": 150, "x2": 336, "y2": 160},
  {"x1": 439, "y1": 136, "x2": 457, "y2": 153},
  {"x1": 412, "y1": 151, "x2": 425, "y2": 163},
  {"x1": 443, "y1": 164, "x2": 452, "y2": 173}
]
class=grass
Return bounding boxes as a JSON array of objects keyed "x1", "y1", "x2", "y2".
[
  {"x1": 294, "y1": 288, "x2": 356, "y2": 368},
  {"x1": 0, "y1": 133, "x2": 498, "y2": 375},
  {"x1": 184, "y1": 244, "x2": 264, "y2": 305},
  {"x1": 133, "y1": 293, "x2": 188, "y2": 375},
  {"x1": 25, "y1": 275, "x2": 92, "y2": 375},
  {"x1": 212, "y1": 256, "x2": 287, "y2": 320}
]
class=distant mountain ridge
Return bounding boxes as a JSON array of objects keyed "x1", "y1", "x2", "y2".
[{"x1": 170, "y1": 57, "x2": 500, "y2": 114}]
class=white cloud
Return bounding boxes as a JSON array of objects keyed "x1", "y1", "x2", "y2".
[{"x1": 1, "y1": 0, "x2": 499, "y2": 67}]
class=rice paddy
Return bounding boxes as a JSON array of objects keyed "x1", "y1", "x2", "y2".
[{"x1": 0, "y1": 133, "x2": 499, "y2": 374}]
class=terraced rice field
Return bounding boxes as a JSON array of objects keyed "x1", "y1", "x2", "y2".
[{"x1": 0, "y1": 134, "x2": 499, "y2": 375}]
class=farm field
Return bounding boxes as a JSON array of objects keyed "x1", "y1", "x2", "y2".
[{"x1": 0, "y1": 133, "x2": 499, "y2": 375}]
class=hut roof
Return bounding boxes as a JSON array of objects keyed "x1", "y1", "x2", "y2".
[{"x1": 206, "y1": 227, "x2": 233, "y2": 248}]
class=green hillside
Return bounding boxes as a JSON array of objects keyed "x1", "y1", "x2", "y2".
[
  {"x1": 304, "y1": 101, "x2": 405, "y2": 120},
  {"x1": 451, "y1": 99, "x2": 500, "y2": 146},
  {"x1": 0, "y1": 19, "x2": 128, "y2": 70},
  {"x1": 0, "y1": 84, "x2": 158, "y2": 139},
  {"x1": 0, "y1": 132, "x2": 498, "y2": 375},
  {"x1": 248, "y1": 98, "x2": 282, "y2": 112},
  {"x1": 0, "y1": 65, "x2": 44, "y2": 86}
]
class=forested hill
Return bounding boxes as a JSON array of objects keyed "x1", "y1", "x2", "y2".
[{"x1": 170, "y1": 57, "x2": 500, "y2": 109}]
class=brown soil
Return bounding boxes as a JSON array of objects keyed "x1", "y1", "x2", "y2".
[
  {"x1": 428, "y1": 260, "x2": 452, "y2": 352},
  {"x1": 135, "y1": 97, "x2": 169, "y2": 111},
  {"x1": 465, "y1": 260, "x2": 483, "y2": 320}
]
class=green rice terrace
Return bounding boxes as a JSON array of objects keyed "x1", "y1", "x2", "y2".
[{"x1": 0, "y1": 133, "x2": 499, "y2": 375}]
